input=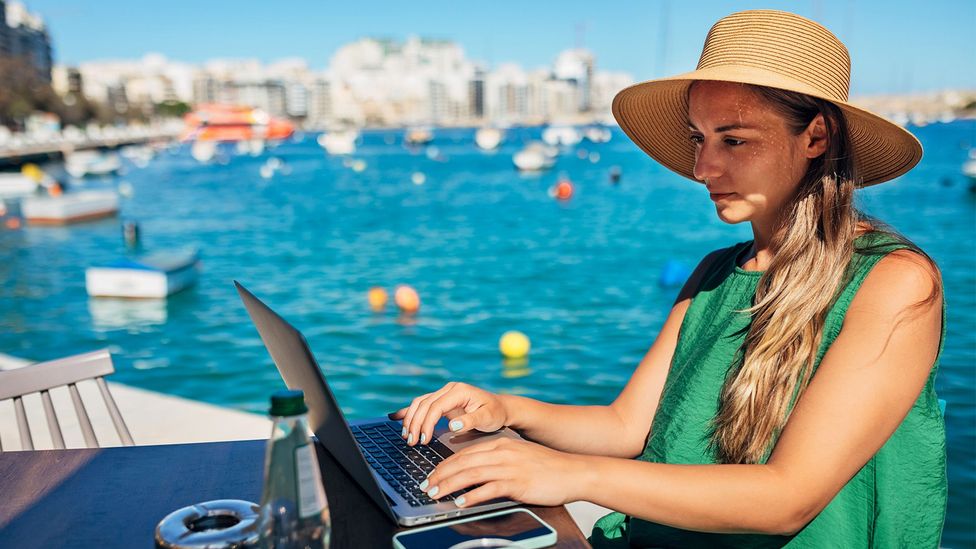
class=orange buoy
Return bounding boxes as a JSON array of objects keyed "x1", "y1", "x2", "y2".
[
  {"x1": 554, "y1": 179, "x2": 574, "y2": 200},
  {"x1": 394, "y1": 285, "x2": 420, "y2": 314},
  {"x1": 5, "y1": 217, "x2": 22, "y2": 229},
  {"x1": 367, "y1": 287, "x2": 388, "y2": 312}
]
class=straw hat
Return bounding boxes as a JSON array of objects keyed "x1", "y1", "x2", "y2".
[{"x1": 612, "y1": 10, "x2": 921, "y2": 187}]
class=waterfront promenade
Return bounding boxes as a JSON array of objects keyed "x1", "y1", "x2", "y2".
[{"x1": 0, "y1": 125, "x2": 181, "y2": 168}]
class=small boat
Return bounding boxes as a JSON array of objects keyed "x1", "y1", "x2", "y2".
[
  {"x1": 583, "y1": 125, "x2": 612, "y2": 143},
  {"x1": 542, "y1": 125, "x2": 582, "y2": 147},
  {"x1": 963, "y1": 150, "x2": 976, "y2": 180},
  {"x1": 181, "y1": 104, "x2": 294, "y2": 142},
  {"x1": 513, "y1": 142, "x2": 557, "y2": 171},
  {"x1": 317, "y1": 128, "x2": 359, "y2": 155},
  {"x1": 119, "y1": 145, "x2": 154, "y2": 167},
  {"x1": 65, "y1": 151, "x2": 122, "y2": 178},
  {"x1": 475, "y1": 127, "x2": 504, "y2": 151},
  {"x1": 0, "y1": 173, "x2": 38, "y2": 199},
  {"x1": 86, "y1": 248, "x2": 201, "y2": 299},
  {"x1": 191, "y1": 140, "x2": 217, "y2": 163},
  {"x1": 405, "y1": 126, "x2": 434, "y2": 146},
  {"x1": 22, "y1": 190, "x2": 119, "y2": 225}
]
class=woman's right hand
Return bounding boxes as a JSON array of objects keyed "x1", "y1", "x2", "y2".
[{"x1": 388, "y1": 382, "x2": 510, "y2": 447}]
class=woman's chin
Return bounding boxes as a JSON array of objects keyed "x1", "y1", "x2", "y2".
[{"x1": 714, "y1": 207, "x2": 749, "y2": 225}]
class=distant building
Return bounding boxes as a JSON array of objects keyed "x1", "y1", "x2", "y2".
[
  {"x1": 51, "y1": 64, "x2": 83, "y2": 95},
  {"x1": 1, "y1": 0, "x2": 53, "y2": 82}
]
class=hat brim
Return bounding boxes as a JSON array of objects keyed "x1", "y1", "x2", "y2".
[{"x1": 612, "y1": 66, "x2": 922, "y2": 187}]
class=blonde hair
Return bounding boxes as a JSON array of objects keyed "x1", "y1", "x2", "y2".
[{"x1": 707, "y1": 85, "x2": 941, "y2": 464}]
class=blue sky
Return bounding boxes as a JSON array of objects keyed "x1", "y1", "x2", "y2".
[{"x1": 24, "y1": 0, "x2": 976, "y2": 96}]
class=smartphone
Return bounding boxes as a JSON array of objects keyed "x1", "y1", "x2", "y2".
[{"x1": 392, "y1": 508, "x2": 558, "y2": 549}]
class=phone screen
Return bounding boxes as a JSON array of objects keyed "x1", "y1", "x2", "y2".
[{"x1": 394, "y1": 509, "x2": 555, "y2": 549}]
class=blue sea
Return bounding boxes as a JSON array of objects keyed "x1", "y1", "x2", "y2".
[{"x1": 1, "y1": 122, "x2": 974, "y2": 547}]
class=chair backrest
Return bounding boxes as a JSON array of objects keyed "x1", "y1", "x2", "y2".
[{"x1": 0, "y1": 349, "x2": 134, "y2": 451}]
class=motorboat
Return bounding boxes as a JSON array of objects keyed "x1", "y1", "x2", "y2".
[
  {"x1": 181, "y1": 104, "x2": 295, "y2": 143},
  {"x1": 65, "y1": 151, "x2": 122, "y2": 178},
  {"x1": 405, "y1": 126, "x2": 434, "y2": 146},
  {"x1": 513, "y1": 142, "x2": 557, "y2": 171},
  {"x1": 86, "y1": 248, "x2": 201, "y2": 299},
  {"x1": 475, "y1": 127, "x2": 504, "y2": 151},
  {"x1": 583, "y1": 125, "x2": 612, "y2": 143},
  {"x1": 0, "y1": 172, "x2": 38, "y2": 199},
  {"x1": 22, "y1": 190, "x2": 119, "y2": 225},
  {"x1": 542, "y1": 125, "x2": 582, "y2": 147},
  {"x1": 191, "y1": 140, "x2": 217, "y2": 163},
  {"x1": 317, "y1": 128, "x2": 359, "y2": 155}
]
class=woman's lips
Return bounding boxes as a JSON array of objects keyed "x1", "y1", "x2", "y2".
[{"x1": 709, "y1": 192, "x2": 735, "y2": 201}]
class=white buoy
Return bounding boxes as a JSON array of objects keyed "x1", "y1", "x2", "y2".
[{"x1": 411, "y1": 172, "x2": 426, "y2": 185}]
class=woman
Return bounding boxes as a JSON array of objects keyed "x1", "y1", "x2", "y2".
[{"x1": 392, "y1": 10, "x2": 946, "y2": 547}]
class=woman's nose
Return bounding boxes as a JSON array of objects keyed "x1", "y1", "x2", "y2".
[{"x1": 692, "y1": 142, "x2": 723, "y2": 182}]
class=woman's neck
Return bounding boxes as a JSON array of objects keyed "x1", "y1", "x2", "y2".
[{"x1": 741, "y1": 220, "x2": 873, "y2": 272}]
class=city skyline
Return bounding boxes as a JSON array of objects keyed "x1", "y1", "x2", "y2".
[{"x1": 23, "y1": 0, "x2": 976, "y2": 97}]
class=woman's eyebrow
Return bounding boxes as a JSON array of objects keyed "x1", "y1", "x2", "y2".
[{"x1": 687, "y1": 122, "x2": 758, "y2": 132}]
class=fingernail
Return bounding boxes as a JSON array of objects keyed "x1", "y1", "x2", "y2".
[
  {"x1": 407, "y1": 433, "x2": 414, "y2": 445},
  {"x1": 419, "y1": 479, "x2": 429, "y2": 490},
  {"x1": 449, "y1": 420, "x2": 463, "y2": 432},
  {"x1": 454, "y1": 496, "x2": 466, "y2": 507},
  {"x1": 427, "y1": 486, "x2": 439, "y2": 498},
  {"x1": 401, "y1": 427, "x2": 407, "y2": 438}
]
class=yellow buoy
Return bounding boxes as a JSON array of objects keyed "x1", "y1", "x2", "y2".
[
  {"x1": 367, "y1": 287, "x2": 388, "y2": 312},
  {"x1": 499, "y1": 331, "x2": 530, "y2": 359},
  {"x1": 394, "y1": 285, "x2": 420, "y2": 314}
]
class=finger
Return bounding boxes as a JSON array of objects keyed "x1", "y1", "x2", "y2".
[
  {"x1": 405, "y1": 383, "x2": 454, "y2": 445},
  {"x1": 418, "y1": 389, "x2": 478, "y2": 445},
  {"x1": 452, "y1": 480, "x2": 517, "y2": 508},
  {"x1": 387, "y1": 407, "x2": 408, "y2": 420},
  {"x1": 426, "y1": 465, "x2": 510, "y2": 502},
  {"x1": 400, "y1": 393, "x2": 432, "y2": 440},
  {"x1": 426, "y1": 444, "x2": 504, "y2": 488},
  {"x1": 443, "y1": 405, "x2": 495, "y2": 435}
]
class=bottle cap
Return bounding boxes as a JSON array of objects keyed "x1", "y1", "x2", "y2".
[{"x1": 269, "y1": 389, "x2": 308, "y2": 417}]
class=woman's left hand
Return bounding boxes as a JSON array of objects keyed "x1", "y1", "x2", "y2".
[{"x1": 421, "y1": 437, "x2": 586, "y2": 508}]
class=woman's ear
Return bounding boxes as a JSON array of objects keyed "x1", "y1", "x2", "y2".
[{"x1": 803, "y1": 114, "x2": 829, "y2": 159}]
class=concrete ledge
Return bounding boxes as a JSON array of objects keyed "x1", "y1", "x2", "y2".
[{"x1": 0, "y1": 354, "x2": 271, "y2": 451}]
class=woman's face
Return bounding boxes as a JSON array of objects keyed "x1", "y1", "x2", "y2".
[{"x1": 687, "y1": 81, "x2": 819, "y2": 227}]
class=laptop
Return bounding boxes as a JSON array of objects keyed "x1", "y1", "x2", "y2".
[{"x1": 235, "y1": 281, "x2": 520, "y2": 526}]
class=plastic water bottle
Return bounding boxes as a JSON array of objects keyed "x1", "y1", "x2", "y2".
[{"x1": 259, "y1": 390, "x2": 330, "y2": 549}]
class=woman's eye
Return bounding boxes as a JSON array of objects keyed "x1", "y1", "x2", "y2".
[
  {"x1": 724, "y1": 138, "x2": 745, "y2": 146},
  {"x1": 689, "y1": 134, "x2": 703, "y2": 145}
]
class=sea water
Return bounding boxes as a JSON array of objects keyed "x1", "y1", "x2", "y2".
[{"x1": 1, "y1": 122, "x2": 973, "y2": 547}]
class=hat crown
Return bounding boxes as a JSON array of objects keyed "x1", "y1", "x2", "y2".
[{"x1": 697, "y1": 10, "x2": 851, "y2": 102}]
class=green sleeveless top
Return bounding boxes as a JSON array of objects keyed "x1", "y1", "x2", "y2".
[{"x1": 590, "y1": 232, "x2": 947, "y2": 548}]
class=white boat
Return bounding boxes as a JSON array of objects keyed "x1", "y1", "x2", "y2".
[
  {"x1": 317, "y1": 129, "x2": 359, "y2": 155},
  {"x1": 119, "y1": 145, "x2": 154, "y2": 167},
  {"x1": 960, "y1": 149, "x2": 976, "y2": 177},
  {"x1": 191, "y1": 140, "x2": 217, "y2": 163},
  {"x1": 22, "y1": 190, "x2": 119, "y2": 225},
  {"x1": 65, "y1": 151, "x2": 122, "y2": 178},
  {"x1": 475, "y1": 127, "x2": 504, "y2": 151},
  {"x1": 86, "y1": 248, "x2": 201, "y2": 299},
  {"x1": 405, "y1": 126, "x2": 434, "y2": 146},
  {"x1": 0, "y1": 173, "x2": 38, "y2": 199},
  {"x1": 513, "y1": 142, "x2": 557, "y2": 171},
  {"x1": 583, "y1": 125, "x2": 612, "y2": 143},
  {"x1": 542, "y1": 126, "x2": 582, "y2": 147},
  {"x1": 88, "y1": 297, "x2": 168, "y2": 330}
]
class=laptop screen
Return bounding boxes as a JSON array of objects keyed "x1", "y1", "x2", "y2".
[{"x1": 235, "y1": 281, "x2": 397, "y2": 521}]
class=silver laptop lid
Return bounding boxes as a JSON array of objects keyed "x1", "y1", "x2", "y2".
[{"x1": 235, "y1": 281, "x2": 397, "y2": 523}]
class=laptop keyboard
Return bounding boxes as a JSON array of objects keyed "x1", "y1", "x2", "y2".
[{"x1": 352, "y1": 421, "x2": 469, "y2": 507}]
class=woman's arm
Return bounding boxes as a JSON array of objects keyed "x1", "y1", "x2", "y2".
[
  {"x1": 426, "y1": 251, "x2": 942, "y2": 535},
  {"x1": 396, "y1": 248, "x2": 727, "y2": 458},
  {"x1": 495, "y1": 248, "x2": 728, "y2": 458}
]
